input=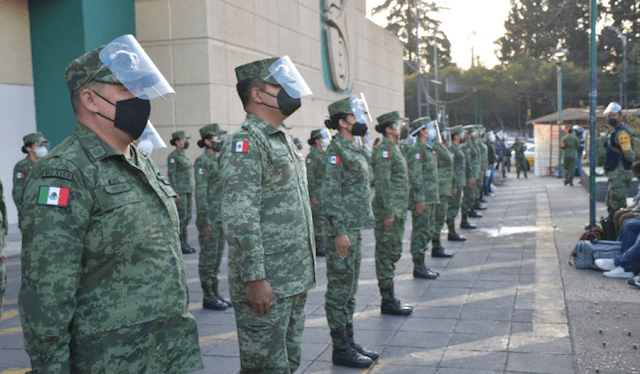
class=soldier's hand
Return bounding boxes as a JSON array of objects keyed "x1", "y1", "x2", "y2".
[
  {"x1": 452, "y1": 188, "x2": 458, "y2": 198},
  {"x1": 176, "y1": 194, "x2": 181, "y2": 204},
  {"x1": 384, "y1": 217, "x2": 395, "y2": 231},
  {"x1": 416, "y1": 201, "x2": 426, "y2": 215},
  {"x1": 246, "y1": 280, "x2": 273, "y2": 317},
  {"x1": 469, "y1": 178, "x2": 475, "y2": 188},
  {"x1": 310, "y1": 197, "x2": 317, "y2": 207},
  {"x1": 203, "y1": 225, "x2": 212, "y2": 236},
  {"x1": 335, "y1": 234, "x2": 351, "y2": 259}
]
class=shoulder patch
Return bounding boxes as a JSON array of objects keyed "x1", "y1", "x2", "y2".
[
  {"x1": 169, "y1": 158, "x2": 175, "y2": 164},
  {"x1": 619, "y1": 131, "x2": 632, "y2": 151},
  {"x1": 381, "y1": 151, "x2": 390, "y2": 158},
  {"x1": 42, "y1": 169, "x2": 73, "y2": 181},
  {"x1": 415, "y1": 153, "x2": 422, "y2": 160},
  {"x1": 37, "y1": 186, "x2": 70, "y2": 206},
  {"x1": 16, "y1": 172, "x2": 25, "y2": 179},
  {"x1": 88, "y1": 145, "x2": 107, "y2": 159},
  {"x1": 198, "y1": 168, "x2": 206, "y2": 175},
  {"x1": 307, "y1": 158, "x2": 312, "y2": 164},
  {"x1": 329, "y1": 155, "x2": 340, "y2": 165},
  {"x1": 235, "y1": 140, "x2": 249, "y2": 153}
]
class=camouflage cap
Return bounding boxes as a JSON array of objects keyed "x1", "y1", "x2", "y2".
[
  {"x1": 64, "y1": 46, "x2": 122, "y2": 94},
  {"x1": 199, "y1": 123, "x2": 226, "y2": 138},
  {"x1": 171, "y1": 131, "x2": 190, "y2": 140},
  {"x1": 23, "y1": 132, "x2": 48, "y2": 145},
  {"x1": 235, "y1": 57, "x2": 279, "y2": 84},
  {"x1": 449, "y1": 125, "x2": 464, "y2": 136},
  {"x1": 309, "y1": 129, "x2": 323, "y2": 139},
  {"x1": 328, "y1": 97, "x2": 354, "y2": 117},
  {"x1": 377, "y1": 111, "x2": 401, "y2": 125},
  {"x1": 463, "y1": 124, "x2": 477, "y2": 132},
  {"x1": 410, "y1": 116, "x2": 431, "y2": 133}
]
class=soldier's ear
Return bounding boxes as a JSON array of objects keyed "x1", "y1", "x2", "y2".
[
  {"x1": 78, "y1": 88, "x2": 100, "y2": 113},
  {"x1": 250, "y1": 86, "x2": 263, "y2": 105}
]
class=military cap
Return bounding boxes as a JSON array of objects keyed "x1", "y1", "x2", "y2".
[
  {"x1": 64, "y1": 46, "x2": 122, "y2": 94},
  {"x1": 449, "y1": 125, "x2": 464, "y2": 136},
  {"x1": 328, "y1": 97, "x2": 354, "y2": 117},
  {"x1": 23, "y1": 132, "x2": 48, "y2": 145},
  {"x1": 171, "y1": 131, "x2": 190, "y2": 140},
  {"x1": 463, "y1": 124, "x2": 477, "y2": 131},
  {"x1": 377, "y1": 111, "x2": 401, "y2": 125},
  {"x1": 309, "y1": 129, "x2": 323, "y2": 139},
  {"x1": 199, "y1": 123, "x2": 226, "y2": 138},
  {"x1": 235, "y1": 57, "x2": 279, "y2": 84},
  {"x1": 410, "y1": 116, "x2": 431, "y2": 133}
]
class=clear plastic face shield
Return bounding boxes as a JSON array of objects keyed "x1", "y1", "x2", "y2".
[
  {"x1": 265, "y1": 56, "x2": 313, "y2": 99},
  {"x1": 354, "y1": 136, "x2": 363, "y2": 147},
  {"x1": 487, "y1": 131, "x2": 496, "y2": 143},
  {"x1": 99, "y1": 35, "x2": 174, "y2": 100},
  {"x1": 459, "y1": 130, "x2": 467, "y2": 144},
  {"x1": 33, "y1": 141, "x2": 50, "y2": 151},
  {"x1": 314, "y1": 128, "x2": 332, "y2": 149},
  {"x1": 603, "y1": 102, "x2": 622, "y2": 116},
  {"x1": 349, "y1": 93, "x2": 372, "y2": 124}
]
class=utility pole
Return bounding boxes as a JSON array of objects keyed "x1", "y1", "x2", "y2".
[
  {"x1": 433, "y1": 27, "x2": 440, "y2": 121},
  {"x1": 607, "y1": 26, "x2": 628, "y2": 109}
]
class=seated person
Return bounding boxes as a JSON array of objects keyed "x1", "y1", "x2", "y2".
[
  {"x1": 595, "y1": 218, "x2": 640, "y2": 280},
  {"x1": 614, "y1": 161, "x2": 640, "y2": 236}
]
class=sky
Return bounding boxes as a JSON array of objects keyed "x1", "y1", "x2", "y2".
[{"x1": 366, "y1": 0, "x2": 513, "y2": 70}]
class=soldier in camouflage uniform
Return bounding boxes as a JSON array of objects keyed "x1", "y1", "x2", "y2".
[
  {"x1": 168, "y1": 130, "x2": 196, "y2": 254},
  {"x1": 461, "y1": 125, "x2": 480, "y2": 229},
  {"x1": 307, "y1": 129, "x2": 331, "y2": 257},
  {"x1": 12, "y1": 132, "x2": 49, "y2": 230},
  {"x1": 474, "y1": 125, "x2": 489, "y2": 209},
  {"x1": 18, "y1": 38, "x2": 203, "y2": 373},
  {"x1": 220, "y1": 57, "x2": 316, "y2": 373},
  {"x1": 603, "y1": 102, "x2": 636, "y2": 219},
  {"x1": 431, "y1": 123, "x2": 455, "y2": 258},
  {"x1": 407, "y1": 118, "x2": 442, "y2": 280},
  {"x1": 510, "y1": 138, "x2": 528, "y2": 179},
  {"x1": 321, "y1": 97, "x2": 377, "y2": 368},
  {"x1": 0, "y1": 178, "x2": 6, "y2": 327},
  {"x1": 446, "y1": 126, "x2": 468, "y2": 240},
  {"x1": 372, "y1": 111, "x2": 414, "y2": 316},
  {"x1": 195, "y1": 123, "x2": 232, "y2": 311},
  {"x1": 561, "y1": 127, "x2": 580, "y2": 186}
]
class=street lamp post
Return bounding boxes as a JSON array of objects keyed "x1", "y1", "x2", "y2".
[
  {"x1": 554, "y1": 48, "x2": 566, "y2": 178},
  {"x1": 607, "y1": 26, "x2": 628, "y2": 109}
]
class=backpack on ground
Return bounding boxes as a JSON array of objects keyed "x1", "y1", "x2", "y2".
[{"x1": 570, "y1": 240, "x2": 622, "y2": 270}]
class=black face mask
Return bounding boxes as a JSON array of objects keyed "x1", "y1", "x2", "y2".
[
  {"x1": 182, "y1": 140, "x2": 190, "y2": 149},
  {"x1": 608, "y1": 117, "x2": 618, "y2": 127},
  {"x1": 93, "y1": 91, "x2": 151, "y2": 139},
  {"x1": 212, "y1": 139, "x2": 224, "y2": 152},
  {"x1": 260, "y1": 89, "x2": 302, "y2": 116},
  {"x1": 349, "y1": 120, "x2": 368, "y2": 137}
]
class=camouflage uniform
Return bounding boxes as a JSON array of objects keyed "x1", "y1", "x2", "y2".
[
  {"x1": 511, "y1": 141, "x2": 528, "y2": 178},
  {"x1": 596, "y1": 135, "x2": 608, "y2": 167},
  {"x1": 220, "y1": 57, "x2": 315, "y2": 374},
  {"x1": 12, "y1": 156, "x2": 36, "y2": 229},
  {"x1": 561, "y1": 132, "x2": 580, "y2": 185},
  {"x1": 167, "y1": 133, "x2": 195, "y2": 247},
  {"x1": 372, "y1": 135, "x2": 410, "y2": 300},
  {"x1": 194, "y1": 124, "x2": 229, "y2": 309},
  {"x1": 306, "y1": 145, "x2": 327, "y2": 251},
  {"x1": 461, "y1": 132, "x2": 480, "y2": 218},
  {"x1": 322, "y1": 133, "x2": 374, "y2": 345},
  {"x1": 446, "y1": 127, "x2": 466, "y2": 235},
  {"x1": 432, "y1": 141, "x2": 453, "y2": 243},
  {"x1": 475, "y1": 132, "x2": 488, "y2": 204},
  {"x1": 605, "y1": 123, "x2": 635, "y2": 218},
  {"x1": 0, "y1": 178, "x2": 7, "y2": 326}
]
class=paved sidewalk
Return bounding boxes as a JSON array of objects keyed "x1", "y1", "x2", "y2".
[{"x1": 1, "y1": 173, "x2": 639, "y2": 373}]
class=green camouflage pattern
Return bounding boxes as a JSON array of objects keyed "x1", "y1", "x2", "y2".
[
  {"x1": 371, "y1": 137, "x2": 409, "y2": 219},
  {"x1": 476, "y1": 139, "x2": 489, "y2": 172},
  {"x1": 64, "y1": 46, "x2": 121, "y2": 94},
  {"x1": 606, "y1": 167, "x2": 633, "y2": 217},
  {"x1": 562, "y1": 134, "x2": 580, "y2": 181},
  {"x1": 596, "y1": 136, "x2": 607, "y2": 167},
  {"x1": 234, "y1": 292, "x2": 307, "y2": 373},
  {"x1": 374, "y1": 217, "x2": 406, "y2": 294},
  {"x1": 194, "y1": 151, "x2": 225, "y2": 286},
  {"x1": 0, "y1": 178, "x2": 6, "y2": 327},
  {"x1": 407, "y1": 141, "x2": 439, "y2": 205},
  {"x1": 220, "y1": 113, "x2": 316, "y2": 301},
  {"x1": 434, "y1": 198, "x2": 449, "y2": 240},
  {"x1": 322, "y1": 134, "x2": 375, "y2": 236},
  {"x1": 410, "y1": 116, "x2": 431, "y2": 133},
  {"x1": 199, "y1": 123, "x2": 226, "y2": 138},
  {"x1": 167, "y1": 149, "x2": 195, "y2": 193},
  {"x1": 23, "y1": 132, "x2": 47, "y2": 145},
  {"x1": 18, "y1": 122, "x2": 203, "y2": 373},
  {"x1": 447, "y1": 143, "x2": 466, "y2": 226},
  {"x1": 449, "y1": 125, "x2": 463, "y2": 136},
  {"x1": 328, "y1": 97, "x2": 354, "y2": 117},
  {"x1": 410, "y1": 202, "x2": 435, "y2": 264},
  {"x1": 462, "y1": 140, "x2": 479, "y2": 215},
  {"x1": 306, "y1": 146, "x2": 326, "y2": 239},
  {"x1": 377, "y1": 110, "x2": 401, "y2": 125},
  {"x1": 12, "y1": 156, "x2": 36, "y2": 229},
  {"x1": 433, "y1": 142, "x2": 453, "y2": 198},
  {"x1": 171, "y1": 131, "x2": 190, "y2": 140},
  {"x1": 234, "y1": 57, "x2": 279, "y2": 84},
  {"x1": 510, "y1": 142, "x2": 528, "y2": 175}
]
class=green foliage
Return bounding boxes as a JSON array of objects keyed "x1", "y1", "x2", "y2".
[{"x1": 626, "y1": 115, "x2": 640, "y2": 136}]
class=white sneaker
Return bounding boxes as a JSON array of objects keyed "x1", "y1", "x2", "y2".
[
  {"x1": 595, "y1": 258, "x2": 616, "y2": 271},
  {"x1": 603, "y1": 266, "x2": 634, "y2": 278}
]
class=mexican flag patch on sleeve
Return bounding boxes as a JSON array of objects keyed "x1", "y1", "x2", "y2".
[
  {"x1": 382, "y1": 151, "x2": 390, "y2": 158},
  {"x1": 329, "y1": 156, "x2": 340, "y2": 165},
  {"x1": 415, "y1": 153, "x2": 422, "y2": 160},
  {"x1": 37, "y1": 186, "x2": 69, "y2": 206},
  {"x1": 16, "y1": 172, "x2": 24, "y2": 179},
  {"x1": 235, "y1": 140, "x2": 249, "y2": 153}
]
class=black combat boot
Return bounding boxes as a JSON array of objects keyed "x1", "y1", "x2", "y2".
[
  {"x1": 345, "y1": 323, "x2": 379, "y2": 360},
  {"x1": 474, "y1": 204, "x2": 487, "y2": 210},
  {"x1": 431, "y1": 240, "x2": 453, "y2": 258},
  {"x1": 202, "y1": 283, "x2": 227, "y2": 311},
  {"x1": 331, "y1": 330, "x2": 372, "y2": 368},
  {"x1": 181, "y1": 236, "x2": 196, "y2": 254},
  {"x1": 460, "y1": 215, "x2": 476, "y2": 229},
  {"x1": 413, "y1": 258, "x2": 439, "y2": 279},
  {"x1": 380, "y1": 287, "x2": 413, "y2": 316},
  {"x1": 213, "y1": 279, "x2": 232, "y2": 308},
  {"x1": 447, "y1": 223, "x2": 466, "y2": 241},
  {"x1": 315, "y1": 236, "x2": 325, "y2": 257},
  {"x1": 468, "y1": 210, "x2": 483, "y2": 218}
]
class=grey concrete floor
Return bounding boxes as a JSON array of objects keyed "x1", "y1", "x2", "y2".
[{"x1": 1, "y1": 171, "x2": 639, "y2": 374}]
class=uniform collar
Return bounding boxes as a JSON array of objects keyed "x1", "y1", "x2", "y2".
[
  {"x1": 74, "y1": 122, "x2": 121, "y2": 162},
  {"x1": 246, "y1": 113, "x2": 284, "y2": 136}
]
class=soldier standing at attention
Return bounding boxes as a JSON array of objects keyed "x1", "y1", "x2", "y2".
[
  {"x1": 461, "y1": 126, "x2": 480, "y2": 229},
  {"x1": 474, "y1": 126, "x2": 489, "y2": 207},
  {"x1": 322, "y1": 96, "x2": 378, "y2": 368},
  {"x1": 431, "y1": 122, "x2": 454, "y2": 258},
  {"x1": 446, "y1": 126, "x2": 467, "y2": 241},
  {"x1": 407, "y1": 118, "x2": 442, "y2": 280},
  {"x1": 18, "y1": 35, "x2": 203, "y2": 373},
  {"x1": 168, "y1": 130, "x2": 196, "y2": 254},
  {"x1": 511, "y1": 137, "x2": 528, "y2": 179},
  {"x1": 0, "y1": 178, "x2": 6, "y2": 326},
  {"x1": 12, "y1": 132, "x2": 49, "y2": 229},
  {"x1": 561, "y1": 127, "x2": 580, "y2": 186},
  {"x1": 220, "y1": 56, "x2": 316, "y2": 373},
  {"x1": 195, "y1": 123, "x2": 232, "y2": 311},
  {"x1": 307, "y1": 129, "x2": 331, "y2": 257},
  {"x1": 372, "y1": 110, "x2": 414, "y2": 315},
  {"x1": 603, "y1": 102, "x2": 636, "y2": 220}
]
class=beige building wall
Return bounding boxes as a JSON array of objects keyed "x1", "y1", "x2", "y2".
[
  {"x1": 135, "y1": 0, "x2": 404, "y2": 168},
  {"x1": 0, "y1": 0, "x2": 36, "y2": 225}
]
